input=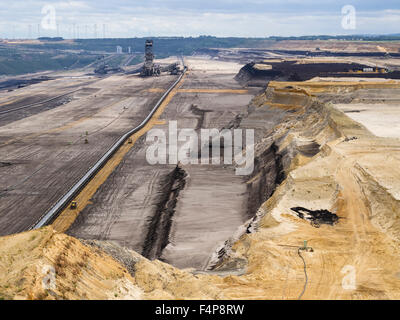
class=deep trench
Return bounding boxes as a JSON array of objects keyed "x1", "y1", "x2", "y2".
[
  {"x1": 204, "y1": 140, "x2": 288, "y2": 270},
  {"x1": 246, "y1": 143, "x2": 286, "y2": 220},
  {"x1": 141, "y1": 165, "x2": 187, "y2": 260},
  {"x1": 139, "y1": 122, "x2": 289, "y2": 265},
  {"x1": 139, "y1": 87, "x2": 322, "y2": 267},
  {"x1": 190, "y1": 104, "x2": 212, "y2": 130}
]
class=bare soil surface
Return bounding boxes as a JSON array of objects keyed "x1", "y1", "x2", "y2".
[
  {"x1": 2, "y1": 55, "x2": 400, "y2": 300},
  {"x1": 0, "y1": 71, "x2": 178, "y2": 235}
]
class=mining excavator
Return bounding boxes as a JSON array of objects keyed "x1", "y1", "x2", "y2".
[{"x1": 140, "y1": 40, "x2": 182, "y2": 76}]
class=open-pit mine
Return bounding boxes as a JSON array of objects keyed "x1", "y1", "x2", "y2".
[{"x1": 2, "y1": 41, "x2": 400, "y2": 300}]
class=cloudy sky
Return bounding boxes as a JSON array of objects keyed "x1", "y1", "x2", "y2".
[{"x1": 1, "y1": 0, "x2": 399, "y2": 39}]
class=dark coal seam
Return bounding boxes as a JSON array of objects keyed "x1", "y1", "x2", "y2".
[
  {"x1": 245, "y1": 142, "x2": 286, "y2": 221},
  {"x1": 141, "y1": 165, "x2": 187, "y2": 260}
]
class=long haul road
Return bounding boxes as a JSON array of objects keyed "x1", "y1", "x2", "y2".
[{"x1": 0, "y1": 58, "x2": 264, "y2": 270}]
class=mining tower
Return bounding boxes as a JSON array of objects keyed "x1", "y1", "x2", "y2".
[{"x1": 141, "y1": 40, "x2": 161, "y2": 76}]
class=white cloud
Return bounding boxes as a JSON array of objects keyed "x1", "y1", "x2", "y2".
[
  {"x1": 55, "y1": 1, "x2": 91, "y2": 10},
  {"x1": 0, "y1": 0, "x2": 399, "y2": 38}
]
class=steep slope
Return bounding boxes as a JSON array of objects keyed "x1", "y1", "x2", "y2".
[{"x1": 210, "y1": 82, "x2": 400, "y2": 299}]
